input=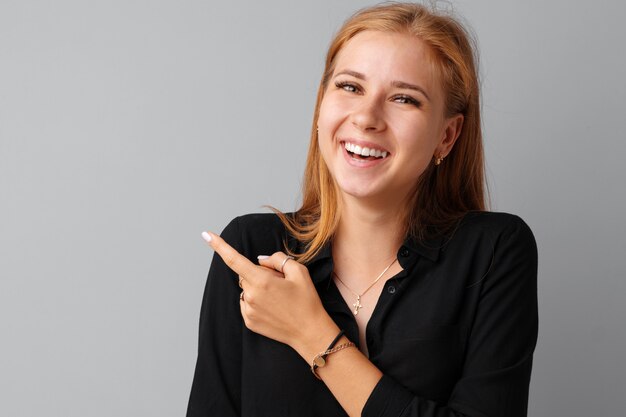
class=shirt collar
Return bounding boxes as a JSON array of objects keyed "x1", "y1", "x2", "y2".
[
  {"x1": 402, "y1": 234, "x2": 443, "y2": 263},
  {"x1": 302, "y1": 233, "x2": 443, "y2": 284}
]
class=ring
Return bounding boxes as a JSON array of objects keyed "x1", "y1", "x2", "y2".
[
  {"x1": 239, "y1": 291, "x2": 245, "y2": 301},
  {"x1": 279, "y1": 256, "x2": 295, "y2": 273},
  {"x1": 238, "y1": 276, "x2": 244, "y2": 288}
]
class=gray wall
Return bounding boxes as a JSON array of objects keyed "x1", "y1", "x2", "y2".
[{"x1": 1, "y1": 1, "x2": 624, "y2": 416}]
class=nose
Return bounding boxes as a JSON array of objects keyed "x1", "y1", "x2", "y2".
[{"x1": 350, "y1": 96, "x2": 386, "y2": 132}]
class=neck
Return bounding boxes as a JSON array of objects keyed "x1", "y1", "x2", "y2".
[{"x1": 332, "y1": 195, "x2": 405, "y2": 270}]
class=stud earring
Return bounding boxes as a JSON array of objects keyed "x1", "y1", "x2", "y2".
[{"x1": 434, "y1": 155, "x2": 444, "y2": 166}]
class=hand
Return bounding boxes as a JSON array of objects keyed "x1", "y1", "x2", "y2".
[{"x1": 201, "y1": 231, "x2": 338, "y2": 356}]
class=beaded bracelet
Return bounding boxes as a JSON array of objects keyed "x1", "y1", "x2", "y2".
[{"x1": 311, "y1": 330, "x2": 356, "y2": 380}]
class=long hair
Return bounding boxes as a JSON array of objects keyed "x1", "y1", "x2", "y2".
[{"x1": 274, "y1": 2, "x2": 486, "y2": 263}]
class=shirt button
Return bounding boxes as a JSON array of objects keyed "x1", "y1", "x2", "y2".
[
  {"x1": 387, "y1": 285, "x2": 396, "y2": 294},
  {"x1": 399, "y1": 247, "x2": 410, "y2": 257}
]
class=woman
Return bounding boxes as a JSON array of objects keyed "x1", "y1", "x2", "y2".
[{"x1": 187, "y1": 3, "x2": 537, "y2": 417}]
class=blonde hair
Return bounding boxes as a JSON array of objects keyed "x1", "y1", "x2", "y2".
[{"x1": 274, "y1": 2, "x2": 486, "y2": 263}]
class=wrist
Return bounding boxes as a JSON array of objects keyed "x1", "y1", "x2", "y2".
[
  {"x1": 292, "y1": 316, "x2": 341, "y2": 363},
  {"x1": 310, "y1": 330, "x2": 356, "y2": 379}
]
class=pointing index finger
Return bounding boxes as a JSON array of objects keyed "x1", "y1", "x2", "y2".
[{"x1": 202, "y1": 231, "x2": 257, "y2": 279}]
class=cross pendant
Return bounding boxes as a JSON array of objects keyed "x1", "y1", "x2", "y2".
[{"x1": 352, "y1": 295, "x2": 362, "y2": 315}]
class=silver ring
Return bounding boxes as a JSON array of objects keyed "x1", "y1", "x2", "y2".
[{"x1": 279, "y1": 256, "x2": 295, "y2": 273}]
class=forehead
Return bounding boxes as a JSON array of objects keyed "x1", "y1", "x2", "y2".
[{"x1": 333, "y1": 30, "x2": 441, "y2": 96}]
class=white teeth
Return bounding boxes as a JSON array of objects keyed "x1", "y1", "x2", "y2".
[{"x1": 343, "y1": 141, "x2": 389, "y2": 159}]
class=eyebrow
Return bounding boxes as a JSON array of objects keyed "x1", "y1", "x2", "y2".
[{"x1": 334, "y1": 69, "x2": 430, "y2": 101}]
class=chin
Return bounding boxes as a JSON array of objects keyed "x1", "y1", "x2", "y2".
[{"x1": 336, "y1": 179, "x2": 382, "y2": 200}]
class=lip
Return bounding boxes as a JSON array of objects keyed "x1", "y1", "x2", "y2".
[{"x1": 340, "y1": 139, "x2": 390, "y2": 168}]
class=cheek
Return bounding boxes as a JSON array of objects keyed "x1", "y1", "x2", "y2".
[
  {"x1": 316, "y1": 111, "x2": 334, "y2": 164},
  {"x1": 318, "y1": 95, "x2": 349, "y2": 132},
  {"x1": 396, "y1": 114, "x2": 443, "y2": 154},
  {"x1": 393, "y1": 122, "x2": 440, "y2": 176},
  {"x1": 317, "y1": 99, "x2": 343, "y2": 161}
]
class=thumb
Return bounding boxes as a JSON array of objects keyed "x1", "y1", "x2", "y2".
[{"x1": 257, "y1": 252, "x2": 297, "y2": 275}]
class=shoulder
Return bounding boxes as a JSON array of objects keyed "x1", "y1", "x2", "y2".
[
  {"x1": 457, "y1": 211, "x2": 533, "y2": 237},
  {"x1": 222, "y1": 212, "x2": 286, "y2": 235},
  {"x1": 440, "y1": 211, "x2": 538, "y2": 291},
  {"x1": 446, "y1": 211, "x2": 537, "y2": 255},
  {"x1": 220, "y1": 212, "x2": 290, "y2": 259}
]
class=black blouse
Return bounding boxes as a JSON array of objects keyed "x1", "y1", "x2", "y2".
[{"x1": 186, "y1": 211, "x2": 538, "y2": 417}]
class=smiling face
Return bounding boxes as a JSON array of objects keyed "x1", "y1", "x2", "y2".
[{"x1": 317, "y1": 30, "x2": 463, "y2": 207}]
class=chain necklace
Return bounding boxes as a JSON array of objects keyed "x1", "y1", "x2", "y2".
[{"x1": 333, "y1": 258, "x2": 398, "y2": 316}]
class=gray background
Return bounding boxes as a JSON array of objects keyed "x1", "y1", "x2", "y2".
[{"x1": 1, "y1": 0, "x2": 624, "y2": 416}]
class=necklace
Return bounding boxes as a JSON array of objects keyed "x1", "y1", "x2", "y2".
[{"x1": 333, "y1": 257, "x2": 397, "y2": 316}]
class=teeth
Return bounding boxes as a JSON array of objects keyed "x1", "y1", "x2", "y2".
[{"x1": 343, "y1": 141, "x2": 389, "y2": 159}]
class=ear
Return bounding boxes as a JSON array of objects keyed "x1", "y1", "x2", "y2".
[{"x1": 435, "y1": 113, "x2": 464, "y2": 158}]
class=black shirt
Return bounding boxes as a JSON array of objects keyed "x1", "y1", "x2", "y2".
[{"x1": 186, "y1": 211, "x2": 538, "y2": 417}]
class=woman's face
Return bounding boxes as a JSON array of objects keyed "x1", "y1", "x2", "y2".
[{"x1": 317, "y1": 30, "x2": 462, "y2": 206}]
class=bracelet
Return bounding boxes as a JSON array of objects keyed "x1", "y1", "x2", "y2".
[
  {"x1": 310, "y1": 330, "x2": 356, "y2": 380},
  {"x1": 328, "y1": 329, "x2": 345, "y2": 349}
]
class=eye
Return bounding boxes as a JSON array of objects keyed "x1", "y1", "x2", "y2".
[
  {"x1": 393, "y1": 95, "x2": 421, "y2": 107},
  {"x1": 335, "y1": 81, "x2": 360, "y2": 93}
]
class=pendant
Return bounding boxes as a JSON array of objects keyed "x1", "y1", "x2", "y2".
[{"x1": 352, "y1": 295, "x2": 362, "y2": 315}]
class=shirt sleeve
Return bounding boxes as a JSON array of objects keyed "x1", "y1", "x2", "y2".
[
  {"x1": 186, "y1": 217, "x2": 243, "y2": 417},
  {"x1": 362, "y1": 216, "x2": 538, "y2": 417}
]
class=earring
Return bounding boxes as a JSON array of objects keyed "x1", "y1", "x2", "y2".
[{"x1": 434, "y1": 155, "x2": 444, "y2": 166}]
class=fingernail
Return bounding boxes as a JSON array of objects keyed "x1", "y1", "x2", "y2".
[
  {"x1": 257, "y1": 255, "x2": 270, "y2": 260},
  {"x1": 201, "y1": 231, "x2": 212, "y2": 243}
]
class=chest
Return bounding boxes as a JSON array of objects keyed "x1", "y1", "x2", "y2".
[
  {"x1": 333, "y1": 277, "x2": 379, "y2": 325},
  {"x1": 241, "y1": 253, "x2": 484, "y2": 408},
  {"x1": 332, "y1": 261, "x2": 404, "y2": 323},
  {"x1": 322, "y1": 259, "x2": 477, "y2": 401}
]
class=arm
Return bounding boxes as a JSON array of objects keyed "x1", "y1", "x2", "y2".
[{"x1": 186, "y1": 218, "x2": 243, "y2": 417}]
